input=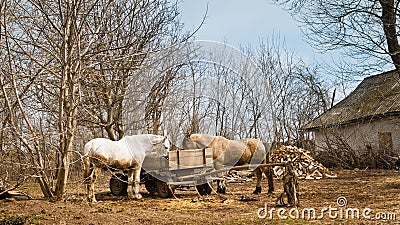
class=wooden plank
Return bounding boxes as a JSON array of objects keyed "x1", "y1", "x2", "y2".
[
  {"x1": 142, "y1": 155, "x2": 168, "y2": 171},
  {"x1": 169, "y1": 148, "x2": 213, "y2": 170},
  {"x1": 228, "y1": 162, "x2": 290, "y2": 172},
  {"x1": 167, "y1": 180, "x2": 195, "y2": 186},
  {"x1": 169, "y1": 149, "x2": 212, "y2": 160},
  {"x1": 176, "y1": 162, "x2": 291, "y2": 180}
]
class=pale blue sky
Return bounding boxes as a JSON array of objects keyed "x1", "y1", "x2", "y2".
[{"x1": 179, "y1": 0, "x2": 325, "y2": 63}]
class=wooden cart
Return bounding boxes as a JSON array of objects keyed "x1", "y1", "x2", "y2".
[{"x1": 109, "y1": 148, "x2": 215, "y2": 198}]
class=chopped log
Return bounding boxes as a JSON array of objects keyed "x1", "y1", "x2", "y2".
[
  {"x1": 240, "y1": 195, "x2": 259, "y2": 202},
  {"x1": 0, "y1": 190, "x2": 32, "y2": 200},
  {"x1": 271, "y1": 146, "x2": 337, "y2": 180},
  {"x1": 0, "y1": 190, "x2": 12, "y2": 200}
]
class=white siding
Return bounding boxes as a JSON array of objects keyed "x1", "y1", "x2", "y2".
[{"x1": 313, "y1": 116, "x2": 400, "y2": 155}]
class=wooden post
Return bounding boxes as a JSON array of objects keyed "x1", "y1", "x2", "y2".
[
  {"x1": 286, "y1": 163, "x2": 299, "y2": 206},
  {"x1": 276, "y1": 162, "x2": 300, "y2": 207}
]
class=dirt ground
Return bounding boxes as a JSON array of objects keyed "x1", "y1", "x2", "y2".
[{"x1": 1, "y1": 169, "x2": 400, "y2": 225}]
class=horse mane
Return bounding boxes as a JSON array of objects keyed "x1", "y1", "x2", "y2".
[{"x1": 190, "y1": 133, "x2": 220, "y2": 148}]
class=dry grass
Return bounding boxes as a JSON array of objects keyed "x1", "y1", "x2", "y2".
[{"x1": 1, "y1": 169, "x2": 400, "y2": 225}]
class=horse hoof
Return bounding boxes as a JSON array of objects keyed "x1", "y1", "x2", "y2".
[
  {"x1": 253, "y1": 186, "x2": 261, "y2": 194},
  {"x1": 217, "y1": 186, "x2": 226, "y2": 194},
  {"x1": 135, "y1": 194, "x2": 142, "y2": 200}
]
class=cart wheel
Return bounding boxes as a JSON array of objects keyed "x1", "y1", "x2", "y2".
[
  {"x1": 196, "y1": 183, "x2": 212, "y2": 195},
  {"x1": 144, "y1": 176, "x2": 157, "y2": 194},
  {"x1": 156, "y1": 180, "x2": 173, "y2": 198},
  {"x1": 110, "y1": 174, "x2": 128, "y2": 196}
]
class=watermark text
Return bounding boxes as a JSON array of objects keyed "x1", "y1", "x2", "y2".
[{"x1": 257, "y1": 197, "x2": 396, "y2": 221}]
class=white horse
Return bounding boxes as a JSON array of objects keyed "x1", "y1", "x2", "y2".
[{"x1": 83, "y1": 134, "x2": 170, "y2": 202}]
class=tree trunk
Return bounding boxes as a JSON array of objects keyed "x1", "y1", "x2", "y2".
[
  {"x1": 54, "y1": 151, "x2": 70, "y2": 198},
  {"x1": 54, "y1": 4, "x2": 77, "y2": 198},
  {"x1": 380, "y1": 0, "x2": 400, "y2": 72}
]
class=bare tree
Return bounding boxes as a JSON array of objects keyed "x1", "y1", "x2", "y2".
[
  {"x1": 255, "y1": 38, "x2": 329, "y2": 145},
  {"x1": 155, "y1": 38, "x2": 330, "y2": 145},
  {"x1": 0, "y1": 0, "x2": 183, "y2": 199},
  {"x1": 145, "y1": 67, "x2": 182, "y2": 135},
  {"x1": 80, "y1": 0, "x2": 182, "y2": 140},
  {"x1": 274, "y1": 0, "x2": 400, "y2": 74}
]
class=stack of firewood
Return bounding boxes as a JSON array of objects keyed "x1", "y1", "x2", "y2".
[{"x1": 270, "y1": 145, "x2": 337, "y2": 179}]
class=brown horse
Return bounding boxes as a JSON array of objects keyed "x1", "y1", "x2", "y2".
[{"x1": 182, "y1": 134, "x2": 274, "y2": 194}]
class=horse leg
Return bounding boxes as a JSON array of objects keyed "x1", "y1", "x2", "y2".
[
  {"x1": 214, "y1": 161, "x2": 226, "y2": 194},
  {"x1": 87, "y1": 166, "x2": 101, "y2": 202},
  {"x1": 267, "y1": 166, "x2": 274, "y2": 193},
  {"x1": 127, "y1": 169, "x2": 134, "y2": 199},
  {"x1": 84, "y1": 164, "x2": 94, "y2": 202},
  {"x1": 217, "y1": 179, "x2": 226, "y2": 194},
  {"x1": 265, "y1": 150, "x2": 274, "y2": 193},
  {"x1": 127, "y1": 167, "x2": 142, "y2": 200},
  {"x1": 262, "y1": 166, "x2": 274, "y2": 193},
  {"x1": 253, "y1": 166, "x2": 275, "y2": 194},
  {"x1": 253, "y1": 167, "x2": 262, "y2": 194},
  {"x1": 133, "y1": 167, "x2": 142, "y2": 199}
]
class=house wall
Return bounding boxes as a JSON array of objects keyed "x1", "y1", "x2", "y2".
[{"x1": 312, "y1": 116, "x2": 400, "y2": 165}]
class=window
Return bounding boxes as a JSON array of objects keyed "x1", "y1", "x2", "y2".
[{"x1": 378, "y1": 132, "x2": 393, "y2": 154}]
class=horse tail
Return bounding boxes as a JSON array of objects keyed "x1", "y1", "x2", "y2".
[
  {"x1": 265, "y1": 147, "x2": 270, "y2": 164},
  {"x1": 82, "y1": 141, "x2": 93, "y2": 182},
  {"x1": 83, "y1": 158, "x2": 91, "y2": 181},
  {"x1": 260, "y1": 141, "x2": 275, "y2": 193}
]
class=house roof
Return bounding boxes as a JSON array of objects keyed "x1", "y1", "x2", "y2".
[{"x1": 303, "y1": 70, "x2": 400, "y2": 130}]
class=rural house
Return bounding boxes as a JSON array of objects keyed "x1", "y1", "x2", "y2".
[{"x1": 302, "y1": 70, "x2": 400, "y2": 168}]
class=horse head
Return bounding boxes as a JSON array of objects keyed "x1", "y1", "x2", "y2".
[
  {"x1": 182, "y1": 133, "x2": 215, "y2": 149},
  {"x1": 161, "y1": 136, "x2": 170, "y2": 156},
  {"x1": 151, "y1": 135, "x2": 170, "y2": 157}
]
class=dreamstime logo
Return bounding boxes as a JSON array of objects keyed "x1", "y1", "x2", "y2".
[
  {"x1": 257, "y1": 196, "x2": 397, "y2": 221},
  {"x1": 336, "y1": 196, "x2": 347, "y2": 207}
]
